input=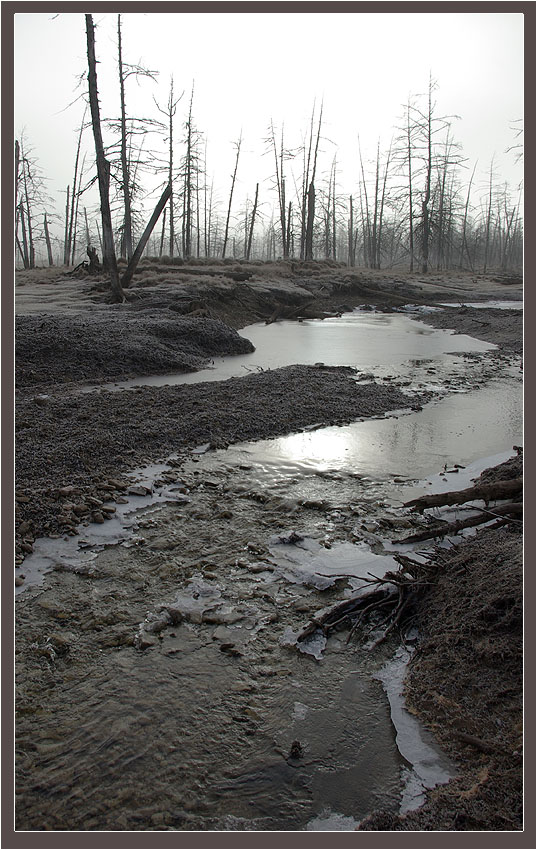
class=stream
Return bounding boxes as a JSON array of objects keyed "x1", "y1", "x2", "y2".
[{"x1": 16, "y1": 307, "x2": 523, "y2": 832}]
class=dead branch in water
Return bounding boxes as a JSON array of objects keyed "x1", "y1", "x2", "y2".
[
  {"x1": 394, "y1": 502, "x2": 523, "y2": 544},
  {"x1": 404, "y1": 478, "x2": 522, "y2": 512}
]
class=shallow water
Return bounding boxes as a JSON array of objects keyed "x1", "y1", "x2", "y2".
[
  {"x1": 231, "y1": 371, "x2": 522, "y2": 482},
  {"x1": 16, "y1": 309, "x2": 522, "y2": 831},
  {"x1": 103, "y1": 310, "x2": 495, "y2": 390},
  {"x1": 440, "y1": 300, "x2": 522, "y2": 310}
]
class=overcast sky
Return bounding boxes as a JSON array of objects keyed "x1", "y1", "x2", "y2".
[{"x1": 14, "y1": 10, "x2": 524, "y2": 247}]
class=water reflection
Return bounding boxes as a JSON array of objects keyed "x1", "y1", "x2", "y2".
[
  {"x1": 275, "y1": 427, "x2": 360, "y2": 469},
  {"x1": 240, "y1": 374, "x2": 522, "y2": 480},
  {"x1": 105, "y1": 311, "x2": 496, "y2": 391}
]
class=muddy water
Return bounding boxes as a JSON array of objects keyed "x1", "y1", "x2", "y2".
[
  {"x1": 16, "y1": 311, "x2": 522, "y2": 832},
  {"x1": 104, "y1": 310, "x2": 496, "y2": 389},
  {"x1": 16, "y1": 449, "x2": 462, "y2": 831},
  {"x1": 229, "y1": 370, "x2": 522, "y2": 482}
]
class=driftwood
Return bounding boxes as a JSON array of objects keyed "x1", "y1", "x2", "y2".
[
  {"x1": 265, "y1": 302, "x2": 314, "y2": 324},
  {"x1": 394, "y1": 502, "x2": 523, "y2": 544},
  {"x1": 404, "y1": 478, "x2": 522, "y2": 512},
  {"x1": 296, "y1": 586, "x2": 396, "y2": 643}
]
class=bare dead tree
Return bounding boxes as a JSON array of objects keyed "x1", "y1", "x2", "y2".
[
  {"x1": 482, "y1": 157, "x2": 495, "y2": 274},
  {"x1": 154, "y1": 77, "x2": 182, "y2": 256},
  {"x1": 85, "y1": 13, "x2": 123, "y2": 301},
  {"x1": 348, "y1": 195, "x2": 355, "y2": 266},
  {"x1": 459, "y1": 160, "x2": 477, "y2": 270},
  {"x1": 120, "y1": 183, "x2": 171, "y2": 288},
  {"x1": 43, "y1": 213, "x2": 54, "y2": 266},
  {"x1": 246, "y1": 182, "x2": 259, "y2": 260},
  {"x1": 304, "y1": 103, "x2": 323, "y2": 260},
  {"x1": 180, "y1": 85, "x2": 204, "y2": 259},
  {"x1": 222, "y1": 132, "x2": 242, "y2": 258}
]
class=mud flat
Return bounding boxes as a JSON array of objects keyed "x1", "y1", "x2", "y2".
[{"x1": 13, "y1": 262, "x2": 524, "y2": 832}]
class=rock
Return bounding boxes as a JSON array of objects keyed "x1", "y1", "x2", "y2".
[
  {"x1": 15, "y1": 576, "x2": 24, "y2": 587},
  {"x1": 101, "y1": 505, "x2": 116, "y2": 515},
  {"x1": 270, "y1": 530, "x2": 304, "y2": 545},
  {"x1": 33, "y1": 394, "x2": 50, "y2": 406},
  {"x1": 86, "y1": 496, "x2": 103, "y2": 508},
  {"x1": 58, "y1": 486, "x2": 78, "y2": 497},
  {"x1": 289, "y1": 740, "x2": 304, "y2": 760},
  {"x1": 73, "y1": 504, "x2": 90, "y2": 516},
  {"x1": 91, "y1": 511, "x2": 105, "y2": 524},
  {"x1": 47, "y1": 633, "x2": 71, "y2": 655},
  {"x1": 107, "y1": 478, "x2": 128, "y2": 491},
  {"x1": 247, "y1": 563, "x2": 274, "y2": 574},
  {"x1": 18, "y1": 520, "x2": 32, "y2": 535},
  {"x1": 135, "y1": 632, "x2": 157, "y2": 650},
  {"x1": 128, "y1": 485, "x2": 151, "y2": 496},
  {"x1": 145, "y1": 615, "x2": 171, "y2": 634}
]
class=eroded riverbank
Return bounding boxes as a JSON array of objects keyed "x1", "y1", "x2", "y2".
[{"x1": 14, "y1": 264, "x2": 524, "y2": 833}]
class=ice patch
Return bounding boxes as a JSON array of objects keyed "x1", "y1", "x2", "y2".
[
  {"x1": 375, "y1": 646, "x2": 457, "y2": 812},
  {"x1": 306, "y1": 809, "x2": 361, "y2": 831},
  {"x1": 268, "y1": 537, "x2": 397, "y2": 591}
]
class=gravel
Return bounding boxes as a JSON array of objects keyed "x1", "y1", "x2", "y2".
[
  {"x1": 16, "y1": 365, "x2": 427, "y2": 543},
  {"x1": 15, "y1": 311, "x2": 255, "y2": 387}
]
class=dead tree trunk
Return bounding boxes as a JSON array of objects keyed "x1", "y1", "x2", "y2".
[
  {"x1": 19, "y1": 203, "x2": 30, "y2": 269},
  {"x1": 121, "y1": 183, "x2": 172, "y2": 289},
  {"x1": 43, "y1": 213, "x2": 54, "y2": 266},
  {"x1": 305, "y1": 182, "x2": 315, "y2": 260},
  {"x1": 85, "y1": 13, "x2": 123, "y2": 302},
  {"x1": 63, "y1": 186, "x2": 70, "y2": 265},
  {"x1": 222, "y1": 132, "x2": 242, "y2": 258},
  {"x1": 404, "y1": 478, "x2": 523, "y2": 512},
  {"x1": 246, "y1": 183, "x2": 259, "y2": 260},
  {"x1": 117, "y1": 14, "x2": 133, "y2": 260}
]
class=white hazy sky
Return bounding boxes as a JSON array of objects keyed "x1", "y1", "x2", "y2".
[{"x1": 14, "y1": 10, "x2": 524, "y2": 245}]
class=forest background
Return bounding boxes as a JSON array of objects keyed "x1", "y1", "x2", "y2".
[{"x1": 14, "y1": 10, "x2": 524, "y2": 272}]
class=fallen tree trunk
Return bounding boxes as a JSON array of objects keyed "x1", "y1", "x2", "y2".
[
  {"x1": 296, "y1": 586, "x2": 396, "y2": 642},
  {"x1": 121, "y1": 183, "x2": 172, "y2": 289},
  {"x1": 404, "y1": 478, "x2": 522, "y2": 512},
  {"x1": 395, "y1": 502, "x2": 523, "y2": 544}
]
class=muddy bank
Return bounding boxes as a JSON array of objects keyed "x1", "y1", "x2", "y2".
[
  {"x1": 15, "y1": 312, "x2": 254, "y2": 388},
  {"x1": 16, "y1": 365, "x2": 427, "y2": 560},
  {"x1": 14, "y1": 263, "x2": 522, "y2": 392},
  {"x1": 13, "y1": 262, "x2": 524, "y2": 832},
  {"x1": 360, "y1": 523, "x2": 523, "y2": 831},
  {"x1": 415, "y1": 306, "x2": 523, "y2": 355},
  {"x1": 357, "y1": 454, "x2": 524, "y2": 831}
]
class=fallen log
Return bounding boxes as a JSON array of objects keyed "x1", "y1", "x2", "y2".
[
  {"x1": 295, "y1": 586, "x2": 396, "y2": 642},
  {"x1": 404, "y1": 478, "x2": 522, "y2": 512},
  {"x1": 394, "y1": 502, "x2": 523, "y2": 544},
  {"x1": 265, "y1": 301, "x2": 314, "y2": 324}
]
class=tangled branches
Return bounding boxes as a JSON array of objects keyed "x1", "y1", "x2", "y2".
[{"x1": 296, "y1": 552, "x2": 438, "y2": 650}]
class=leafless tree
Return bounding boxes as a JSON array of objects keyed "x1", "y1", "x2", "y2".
[
  {"x1": 154, "y1": 76, "x2": 182, "y2": 256},
  {"x1": 222, "y1": 132, "x2": 242, "y2": 258},
  {"x1": 85, "y1": 13, "x2": 123, "y2": 301}
]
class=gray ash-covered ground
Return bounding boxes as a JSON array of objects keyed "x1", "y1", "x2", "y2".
[
  {"x1": 16, "y1": 365, "x2": 425, "y2": 552},
  {"x1": 13, "y1": 262, "x2": 524, "y2": 832},
  {"x1": 15, "y1": 312, "x2": 254, "y2": 388},
  {"x1": 417, "y1": 306, "x2": 523, "y2": 354}
]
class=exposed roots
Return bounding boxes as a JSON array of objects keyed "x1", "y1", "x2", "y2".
[{"x1": 296, "y1": 552, "x2": 438, "y2": 649}]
